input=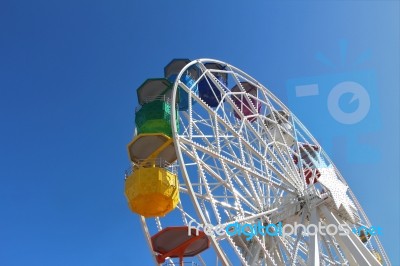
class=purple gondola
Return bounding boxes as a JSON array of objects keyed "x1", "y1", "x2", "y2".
[{"x1": 231, "y1": 82, "x2": 261, "y2": 122}]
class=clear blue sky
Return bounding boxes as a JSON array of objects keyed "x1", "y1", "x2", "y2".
[{"x1": 0, "y1": 1, "x2": 398, "y2": 265}]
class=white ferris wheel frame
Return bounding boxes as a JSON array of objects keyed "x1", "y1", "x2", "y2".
[{"x1": 137, "y1": 58, "x2": 389, "y2": 266}]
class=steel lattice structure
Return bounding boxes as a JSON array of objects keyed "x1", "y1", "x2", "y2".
[{"x1": 138, "y1": 59, "x2": 390, "y2": 266}]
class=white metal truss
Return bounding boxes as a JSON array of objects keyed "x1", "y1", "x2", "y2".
[{"x1": 138, "y1": 59, "x2": 390, "y2": 266}]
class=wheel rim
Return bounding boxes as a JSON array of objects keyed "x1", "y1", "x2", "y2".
[{"x1": 138, "y1": 58, "x2": 389, "y2": 266}]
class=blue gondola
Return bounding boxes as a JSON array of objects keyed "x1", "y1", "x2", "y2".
[
  {"x1": 198, "y1": 63, "x2": 228, "y2": 107},
  {"x1": 164, "y1": 59, "x2": 198, "y2": 111}
]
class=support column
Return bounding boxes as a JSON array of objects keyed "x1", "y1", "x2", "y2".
[
  {"x1": 320, "y1": 205, "x2": 380, "y2": 266},
  {"x1": 307, "y1": 207, "x2": 320, "y2": 266}
]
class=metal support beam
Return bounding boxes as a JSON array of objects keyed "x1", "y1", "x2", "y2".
[
  {"x1": 308, "y1": 207, "x2": 320, "y2": 266},
  {"x1": 320, "y1": 205, "x2": 381, "y2": 266}
]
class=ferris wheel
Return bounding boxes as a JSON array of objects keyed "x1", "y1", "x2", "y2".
[{"x1": 124, "y1": 58, "x2": 390, "y2": 266}]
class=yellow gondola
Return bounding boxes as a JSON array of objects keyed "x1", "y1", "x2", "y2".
[{"x1": 125, "y1": 159, "x2": 179, "y2": 217}]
